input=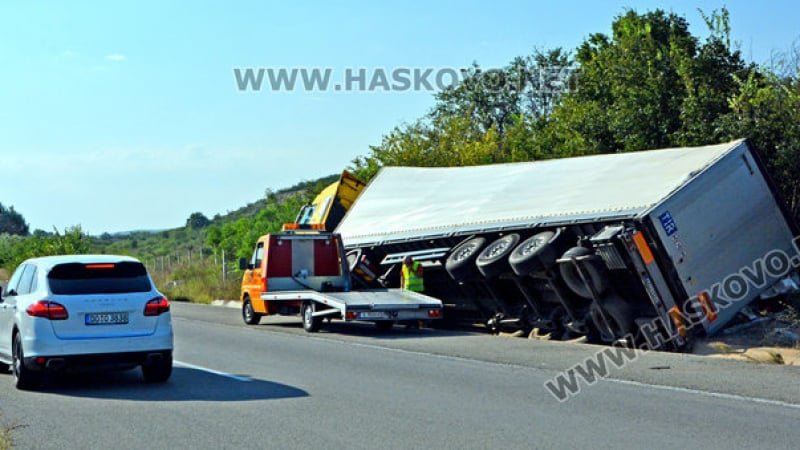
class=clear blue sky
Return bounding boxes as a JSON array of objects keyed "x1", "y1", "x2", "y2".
[{"x1": 1, "y1": 1, "x2": 797, "y2": 234}]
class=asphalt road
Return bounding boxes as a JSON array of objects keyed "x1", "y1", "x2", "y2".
[{"x1": 1, "y1": 302, "x2": 799, "y2": 449}]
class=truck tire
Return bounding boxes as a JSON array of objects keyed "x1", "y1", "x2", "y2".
[
  {"x1": 302, "y1": 302, "x2": 322, "y2": 332},
  {"x1": 559, "y1": 246, "x2": 608, "y2": 299},
  {"x1": 346, "y1": 249, "x2": 361, "y2": 272},
  {"x1": 476, "y1": 234, "x2": 520, "y2": 279},
  {"x1": 242, "y1": 297, "x2": 262, "y2": 325},
  {"x1": 445, "y1": 236, "x2": 487, "y2": 282},
  {"x1": 509, "y1": 230, "x2": 558, "y2": 276},
  {"x1": 347, "y1": 249, "x2": 380, "y2": 287},
  {"x1": 589, "y1": 295, "x2": 634, "y2": 343}
]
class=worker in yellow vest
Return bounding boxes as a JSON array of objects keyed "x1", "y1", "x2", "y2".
[
  {"x1": 401, "y1": 255, "x2": 425, "y2": 329},
  {"x1": 401, "y1": 255, "x2": 424, "y2": 292}
]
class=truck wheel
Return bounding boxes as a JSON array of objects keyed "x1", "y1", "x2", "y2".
[
  {"x1": 242, "y1": 297, "x2": 262, "y2": 325},
  {"x1": 302, "y1": 302, "x2": 322, "y2": 332},
  {"x1": 476, "y1": 234, "x2": 520, "y2": 279},
  {"x1": 509, "y1": 230, "x2": 556, "y2": 276},
  {"x1": 347, "y1": 249, "x2": 380, "y2": 287},
  {"x1": 559, "y1": 246, "x2": 608, "y2": 299},
  {"x1": 589, "y1": 295, "x2": 634, "y2": 343},
  {"x1": 13, "y1": 332, "x2": 41, "y2": 390},
  {"x1": 346, "y1": 249, "x2": 359, "y2": 270},
  {"x1": 445, "y1": 236, "x2": 486, "y2": 282}
]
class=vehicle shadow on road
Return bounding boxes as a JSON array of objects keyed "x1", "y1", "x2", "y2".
[{"x1": 36, "y1": 367, "x2": 309, "y2": 402}]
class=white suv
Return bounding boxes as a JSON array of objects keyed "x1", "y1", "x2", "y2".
[{"x1": 0, "y1": 255, "x2": 173, "y2": 389}]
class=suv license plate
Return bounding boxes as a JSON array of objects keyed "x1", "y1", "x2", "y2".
[{"x1": 86, "y1": 312, "x2": 129, "y2": 325}]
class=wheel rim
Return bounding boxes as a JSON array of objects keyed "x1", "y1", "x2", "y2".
[
  {"x1": 304, "y1": 305, "x2": 312, "y2": 326},
  {"x1": 244, "y1": 301, "x2": 253, "y2": 321},
  {"x1": 486, "y1": 242, "x2": 508, "y2": 257},
  {"x1": 482, "y1": 235, "x2": 518, "y2": 260},
  {"x1": 453, "y1": 243, "x2": 478, "y2": 262},
  {"x1": 520, "y1": 237, "x2": 546, "y2": 255}
]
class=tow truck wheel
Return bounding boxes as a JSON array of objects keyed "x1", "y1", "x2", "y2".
[
  {"x1": 242, "y1": 297, "x2": 262, "y2": 325},
  {"x1": 302, "y1": 302, "x2": 322, "y2": 332}
]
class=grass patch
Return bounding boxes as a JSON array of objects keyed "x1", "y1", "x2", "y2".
[
  {"x1": 708, "y1": 342, "x2": 734, "y2": 353},
  {"x1": 0, "y1": 427, "x2": 11, "y2": 450},
  {"x1": 151, "y1": 261, "x2": 240, "y2": 304},
  {"x1": 0, "y1": 416, "x2": 24, "y2": 450}
]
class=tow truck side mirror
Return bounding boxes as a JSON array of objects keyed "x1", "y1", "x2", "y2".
[{"x1": 238, "y1": 258, "x2": 248, "y2": 271}]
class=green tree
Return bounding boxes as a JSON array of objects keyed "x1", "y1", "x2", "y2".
[
  {"x1": 46, "y1": 226, "x2": 90, "y2": 254},
  {"x1": 0, "y1": 203, "x2": 29, "y2": 236},
  {"x1": 0, "y1": 226, "x2": 89, "y2": 272},
  {"x1": 186, "y1": 212, "x2": 211, "y2": 229},
  {"x1": 537, "y1": 8, "x2": 749, "y2": 155},
  {"x1": 718, "y1": 69, "x2": 800, "y2": 220},
  {"x1": 352, "y1": 48, "x2": 574, "y2": 179},
  {"x1": 433, "y1": 49, "x2": 574, "y2": 137},
  {"x1": 206, "y1": 225, "x2": 222, "y2": 249}
]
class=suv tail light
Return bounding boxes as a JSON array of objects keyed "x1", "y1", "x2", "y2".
[
  {"x1": 26, "y1": 301, "x2": 69, "y2": 320},
  {"x1": 144, "y1": 296, "x2": 170, "y2": 316}
]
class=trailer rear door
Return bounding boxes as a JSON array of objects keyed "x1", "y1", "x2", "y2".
[{"x1": 644, "y1": 141, "x2": 798, "y2": 334}]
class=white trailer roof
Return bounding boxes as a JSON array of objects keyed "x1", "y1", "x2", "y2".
[{"x1": 336, "y1": 139, "x2": 746, "y2": 246}]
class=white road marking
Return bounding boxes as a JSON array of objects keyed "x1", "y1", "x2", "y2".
[
  {"x1": 174, "y1": 360, "x2": 253, "y2": 382},
  {"x1": 303, "y1": 338, "x2": 800, "y2": 410},
  {"x1": 604, "y1": 378, "x2": 800, "y2": 410}
]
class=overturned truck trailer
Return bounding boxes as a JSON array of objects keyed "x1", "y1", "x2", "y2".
[{"x1": 336, "y1": 139, "x2": 799, "y2": 350}]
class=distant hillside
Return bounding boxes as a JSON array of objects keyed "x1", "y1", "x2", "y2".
[
  {"x1": 206, "y1": 174, "x2": 340, "y2": 227},
  {"x1": 82, "y1": 173, "x2": 340, "y2": 264}
]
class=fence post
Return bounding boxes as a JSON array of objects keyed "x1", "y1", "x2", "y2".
[{"x1": 222, "y1": 250, "x2": 227, "y2": 283}]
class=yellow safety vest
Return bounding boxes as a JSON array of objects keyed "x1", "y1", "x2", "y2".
[{"x1": 402, "y1": 261, "x2": 424, "y2": 292}]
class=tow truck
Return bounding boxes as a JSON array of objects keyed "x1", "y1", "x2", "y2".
[{"x1": 239, "y1": 224, "x2": 443, "y2": 332}]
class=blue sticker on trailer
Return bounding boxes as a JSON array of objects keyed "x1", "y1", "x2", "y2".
[{"x1": 659, "y1": 211, "x2": 678, "y2": 236}]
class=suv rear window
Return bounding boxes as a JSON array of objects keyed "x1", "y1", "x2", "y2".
[{"x1": 48, "y1": 262, "x2": 152, "y2": 295}]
